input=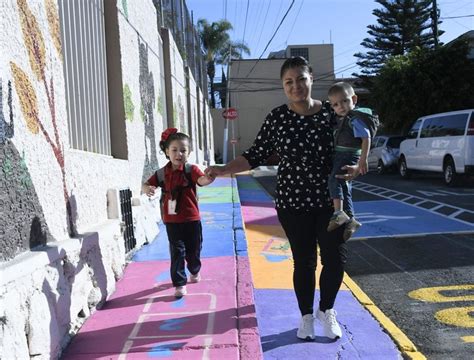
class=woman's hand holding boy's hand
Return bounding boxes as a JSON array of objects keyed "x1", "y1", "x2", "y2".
[
  {"x1": 145, "y1": 184, "x2": 156, "y2": 197},
  {"x1": 198, "y1": 174, "x2": 215, "y2": 186},
  {"x1": 204, "y1": 165, "x2": 225, "y2": 179}
]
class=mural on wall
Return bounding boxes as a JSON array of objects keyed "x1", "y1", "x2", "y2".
[
  {"x1": 157, "y1": 92, "x2": 164, "y2": 117},
  {"x1": 139, "y1": 38, "x2": 160, "y2": 182},
  {"x1": 1, "y1": 79, "x2": 52, "y2": 261},
  {"x1": 123, "y1": 84, "x2": 135, "y2": 121},
  {"x1": 10, "y1": 0, "x2": 77, "y2": 236},
  {"x1": 178, "y1": 94, "x2": 185, "y2": 132}
]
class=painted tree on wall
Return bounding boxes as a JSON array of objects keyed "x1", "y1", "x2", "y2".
[{"x1": 10, "y1": 0, "x2": 76, "y2": 235}]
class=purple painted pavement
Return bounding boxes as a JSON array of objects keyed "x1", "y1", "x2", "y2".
[{"x1": 255, "y1": 289, "x2": 400, "y2": 359}]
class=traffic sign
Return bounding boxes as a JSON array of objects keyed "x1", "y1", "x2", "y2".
[{"x1": 222, "y1": 107, "x2": 238, "y2": 120}]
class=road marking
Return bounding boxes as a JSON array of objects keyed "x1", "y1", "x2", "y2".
[
  {"x1": 435, "y1": 306, "x2": 474, "y2": 328},
  {"x1": 461, "y1": 336, "x2": 474, "y2": 343},
  {"x1": 408, "y1": 285, "x2": 474, "y2": 303},
  {"x1": 353, "y1": 181, "x2": 474, "y2": 226}
]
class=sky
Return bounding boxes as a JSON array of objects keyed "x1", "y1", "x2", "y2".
[{"x1": 186, "y1": 0, "x2": 474, "y2": 80}]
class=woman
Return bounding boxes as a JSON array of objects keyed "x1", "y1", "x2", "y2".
[{"x1": 205, "y1": 56, "x2": 358, "y2": 341}]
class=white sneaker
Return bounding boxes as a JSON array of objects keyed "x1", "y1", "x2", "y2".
[
  {"x1": 327, "y1": 211, "x2": 351, "y2": 232},
  {"x1": 189, "y1": 272, "x2": 201, "y2": 283},
  {"x1": 316, "y1": 309, "x2": 342, "y2": 339},
  {"x1": 174, "y1": 286, "x2": 187, "y2": 298},
  {"x1": 296, "y1": 314, "x2": 315, "y2": 340}
]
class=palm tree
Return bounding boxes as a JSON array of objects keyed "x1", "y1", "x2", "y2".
[{"x1": 197, "y1": 19, "x2": 250, "y2": 108}]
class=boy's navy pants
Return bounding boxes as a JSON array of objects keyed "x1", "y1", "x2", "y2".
[{"x1": 165, "y1": 220, "x2": 203, "y2": 287}]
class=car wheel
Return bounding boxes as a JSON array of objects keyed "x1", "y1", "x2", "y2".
[
  {"x1": 399, "y1": 156, "x2": 410, "y2": 179},
  {"x1": 443, "y1": 157, "x2": 458, "y2": 186},
  {"x1": 377, "y1": 160, "x2": 386, "y2": 175}
]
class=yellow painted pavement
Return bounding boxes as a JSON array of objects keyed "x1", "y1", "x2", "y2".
[{"x1": 244, "y1": 223, "x2": 348, "y2": 291}]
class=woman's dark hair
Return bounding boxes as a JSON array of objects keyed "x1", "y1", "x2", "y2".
[
  {"x1": 159, "y1": 132, "x2": 190, "y2": 159},
  {"x1": 280, "y1": 56, "x2": 313, "y2": 79}
]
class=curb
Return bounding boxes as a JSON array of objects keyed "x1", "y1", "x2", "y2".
[{"x1": 343, "y1": 275, "x2": 427, "y2": 360}]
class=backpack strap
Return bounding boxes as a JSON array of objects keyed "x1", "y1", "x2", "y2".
[{"x1": 155, "y1": 167, "x2": 166, "y2": 188}]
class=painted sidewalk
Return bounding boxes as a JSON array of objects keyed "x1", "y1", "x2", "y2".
[
  {"x1": 62, "y1": 176, "x2": 261, "y2": 360},
  {"x1": 64, "y1": 174, "x2": 402, "y2": 360},
  {"x1": 236, "y1": 174, "x2": 403, "y2": 359}
]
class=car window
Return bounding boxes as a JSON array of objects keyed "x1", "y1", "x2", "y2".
[
  {"x1": 442, "y1": 113, "x2": 469, "y2": 136},
  {"x1": 386, "y1": 136, "x2": 406, "y2": 148},
  {"x1": 407, "y1": 119, "x2": 422, "y2": 139},
  {"x1": 420, "y1": 118, "x2": 433, "y2": 138}
]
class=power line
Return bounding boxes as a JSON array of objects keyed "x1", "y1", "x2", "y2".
[
  {"x1": 285, "y1": 0, "x2": 304, "y2": 45},
  {"x1": 239, "y1": 0, "x2": 296, "y2": 82},
  {"x1": 254, "y1": 0, "x2": 272, "y2": 55},
  {"x1": 440, "y1": 14, "x2": 474, "y2": 19}
]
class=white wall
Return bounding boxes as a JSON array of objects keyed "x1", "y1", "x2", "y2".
[{"x1": 0, "y1": 0, "x2": 213, "y2": 359}]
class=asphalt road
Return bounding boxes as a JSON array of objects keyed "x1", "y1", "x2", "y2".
[{"x1": 254, "y1": 171, "x2": 474, "y2": 360}]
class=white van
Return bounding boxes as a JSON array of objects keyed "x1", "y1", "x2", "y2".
[{"x1": 398, "y1": 109, "x2": 474, "y2": 185}]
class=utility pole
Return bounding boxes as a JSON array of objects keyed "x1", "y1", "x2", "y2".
[
  {"x1": 432, "y1": 0, "x2": 439, "y2": 49},
  {"x1": 222, "y1": 46, "x2": 231, "y2": 164}
]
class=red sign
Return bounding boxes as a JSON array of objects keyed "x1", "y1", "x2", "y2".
[
  {"x1": 222, "y1": 107, "x2": 238, "y2": 120},
  {"x1": 230, "y1": 139, "x2": 238, "y2": 144}
]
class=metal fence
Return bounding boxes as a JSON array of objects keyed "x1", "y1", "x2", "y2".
[
  {"x1": 58, "y1": 0, "x2": 111, "y2": 155},
  {"x1": 119, "y1": 188, "x2": 136, "y2": 252},
  {"x1": 155, "y1": 0, "x2": 208, "y2": 93}
]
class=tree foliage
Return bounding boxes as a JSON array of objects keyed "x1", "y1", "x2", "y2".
[
  {"x1": 197, "y1": 19, "x2": 250, "y2": 108},
  {"x1": 355, "y1": 0, "x2": 440, "y2": 76},
  {"x1": 371, "y1": 40, "x2": 474, "y2": 133}
]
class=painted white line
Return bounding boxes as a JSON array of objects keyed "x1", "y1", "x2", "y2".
[
  {"x1": 118, "y1": 341, "x2": 133, "y2": 360},
  {"x1": 121, "y1": 292, "x2": 218, "y2": 357},
  {"x1": 430, "y1": 204, "x2": 444, "y2": 211},
  {"x1": 352, "y1": 229, "x2": 474, "y2": 240},
  {"x1": 449, "y1": 209, "x2": 465, "y2": 218},
  {"x1": 353, "y1": 181, "x2": 474, "y2": 227}
]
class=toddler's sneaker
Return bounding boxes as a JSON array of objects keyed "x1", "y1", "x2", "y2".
[
  {"x1": 189, "y1": 272, "x2": 201, "y2": 283},
  {"x1": 316, "y1": 309, "x2": 342, "y2": 339},
  {"x1": 174, "y1": 286, "x2": 187, "y2": 298},
  {"x1": 343, "y1": 218, "x2": 362, "y2": 241},
  {"x1": 296, "y1": 314, "x2": 315, "y2": 340},
  {"x1": 327, "y1": 210, "x2": 350, "y2": 232}
]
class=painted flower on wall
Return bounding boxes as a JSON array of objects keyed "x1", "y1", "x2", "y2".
[
  {"x1": 123, "y1": 84, "x2": 135, "y2": 121},
  {"x1": 11, "y1": 0, "x2": 76, "y2": 235}
]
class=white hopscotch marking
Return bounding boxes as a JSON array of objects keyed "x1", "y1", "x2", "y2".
[{"x1": 119, "y1": 287, "x2": 218, "y2": 359}]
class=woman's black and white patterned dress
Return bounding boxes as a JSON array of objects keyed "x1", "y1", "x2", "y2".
[{"x1": 242, "y1": 102, "x2": 335, "y2": 211}]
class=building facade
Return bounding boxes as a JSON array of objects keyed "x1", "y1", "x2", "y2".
[
  {"x1": 0, "y1": 0, "x2": 213, "y2": 358},
  {"x1": 213, "y1": 44, "x2": 335, "y2": 160}
]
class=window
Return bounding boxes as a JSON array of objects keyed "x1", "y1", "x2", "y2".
[
  {"x1": 442, "y1": 114, "x2": 469, "y2": 136},
  {"x1": 290, "y1": 48, "x2": 309, "y2": 61},
  {"x1": 420, "y1": 118, "x2": 433, "y2": 138},
  {"x1": 59, "y1": 0, "x2": 111, "y2": 155},
  {"x1": 407, "y1": 119, "x2": 422, "y2": 139}
]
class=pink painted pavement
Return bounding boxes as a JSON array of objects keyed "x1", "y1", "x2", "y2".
[{"x1": 62, "y1": 257, "x2": 258, "y2": 359}]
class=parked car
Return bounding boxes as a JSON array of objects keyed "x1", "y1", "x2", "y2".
[
  {"x1": 398, "y1": 109, "x2": 474, "y2": 185},
  {"x1": 368, "y1": 135, "x2": 406, "y2": 174}
]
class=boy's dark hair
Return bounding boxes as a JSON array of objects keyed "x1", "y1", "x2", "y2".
[
  {"x1": 280, "y1": 56, "x2": 313, "y2": 79},
  {"x1": 328, "y1": 82, "x2": 355, "y2": 97},
  {"x1": 159, "y1": 131, "x2": 190, "y2": 159}
]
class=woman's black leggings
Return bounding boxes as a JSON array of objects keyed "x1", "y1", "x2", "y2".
[{"x1": 277, "y1": 208, "x2": 348, "y2": 315}]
